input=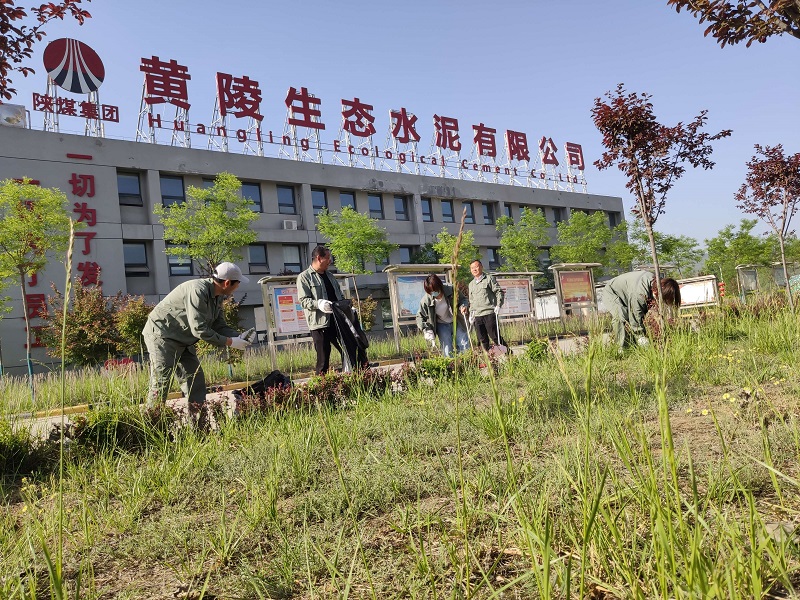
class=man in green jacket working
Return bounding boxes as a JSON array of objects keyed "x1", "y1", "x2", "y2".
[
  {"x1": 466, "y1": 259, "x2": 506, "y2": 351},
  {"x1": 602, "y1": 270, "x2": 681, "y2": 350},
  {"x1": 142, "y1": 262, "x2": 253, "y2": 420}
]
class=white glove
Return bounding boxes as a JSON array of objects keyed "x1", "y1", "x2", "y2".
[
  {"x1": 494, "y1": 305, "x2": 501, "y2": 315},
  {"x1": 636, "y1": 336, "x2": 649, "y2": 347},
  {"x1": 317, "y1": 299, "x2": 333, "y2": 313},
  {"x1": 468, "y1": 312, "x2": 475, "y2": 324},
  {"x1": 241, "y1": 327, "x2": 256, "y2": 342},
  {"x1": 229, "y1": 335, "x2": 251, "y2": 350},
  {"x1": 423, "y1": 330, "x2": 435, "y2": 343}
]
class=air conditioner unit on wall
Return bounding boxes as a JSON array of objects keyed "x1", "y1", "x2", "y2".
[{"x1": 283, "y1": 219, "x2": 298, "y2": 231}]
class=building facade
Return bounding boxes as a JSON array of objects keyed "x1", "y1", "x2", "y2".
[{"x1": 0, "y1": 126, "x2": 623, "y2": 374}]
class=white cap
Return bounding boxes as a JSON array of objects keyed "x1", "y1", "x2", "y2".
[{"x1": 213, "y1": 262, "x2": 249, "y2": 284}]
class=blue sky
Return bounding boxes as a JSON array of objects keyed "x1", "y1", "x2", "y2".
[{"x1": 9, "y1": 0, "x2": 798, "y2": 244}]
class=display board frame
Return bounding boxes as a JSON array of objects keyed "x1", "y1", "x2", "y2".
[{"x1": 549, "y1": 263, "x2": 602, "y2": 327}]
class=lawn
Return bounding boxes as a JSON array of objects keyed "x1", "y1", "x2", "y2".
[{"x1": 1, "y1": 302, "x2": 799, "y2": 599}]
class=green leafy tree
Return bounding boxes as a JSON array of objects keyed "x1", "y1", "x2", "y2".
[
  {"x1": 667, "y1": 0, "x2": 800, "y2": 47},
  {"x1": 605, "y1": 221, "x2": 639, "y2": 275},
  {"x1": 735, "y1": 144, "x2": 800, "y2": 309},
  {"x1": 316, "y1": 206, "x2": 397, "y2": 274},
  {"x1": 1, "y1": 1, "x2": 92, "y2": 100},
  {"x1": 154, "y1": 172, "x2": 258, "y2": 275},
  {"x1": 626, "y1": 219, "x2": 703, "y2": 277},
  {"x1": 496, "y1": 207, "x2": 550, "y2": 272},
  {"x1": 0, "y1": 178, "x2": 74, "y2": 378},
  {"x1": 410, "y1": 242, "x2": 438, "y2": 265},
  {"x1": 550, "y1": 210, "x2": 612, "y2": 267},
  {"x1": 704, "y1": 219, "x2": 772, "y2": 293},
  {"x1": 432, "y1": 227, "x2": 480, "y2": 283}
]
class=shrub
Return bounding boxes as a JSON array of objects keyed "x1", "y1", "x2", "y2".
[
  {"x1": 525, "y1": 338, "x2": 550, "y2": 362},
  {"x1": 70, "y1": 405, "x2": 179, "y2": 454},
  {"x1": 115, "y1": 295, "x2": 154, "y2": 357},
  {"x1": 0, "y1": 419, "x2": 52, "y2": 477},
  {"x1": 353, "y1": 294, "x2": 378, "y2": 331}
]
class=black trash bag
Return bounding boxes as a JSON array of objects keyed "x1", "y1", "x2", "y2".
[{"x1": 244, "y1": 370, "x2": 292, "y2": 395}]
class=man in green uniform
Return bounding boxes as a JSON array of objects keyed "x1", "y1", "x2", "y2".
[
  {"x1": 601, "y1": 270, "x2": 681, "y2": 350},
  {"x1": 142, "y1": 262, "x2": 253, "y2": 419},
  {"x1": 466, "y1": 259, "x2": 506, "y2": 351}
]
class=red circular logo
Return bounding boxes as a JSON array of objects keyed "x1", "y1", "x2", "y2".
[{"x1": 43, "y1": 38, "x2": 105, "y2": 94}]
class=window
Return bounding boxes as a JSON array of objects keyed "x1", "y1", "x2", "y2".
[
  {"x1": 442, "y1": 200, "x2": 454, "y2": 223},
  {"x1": 394, "y1": 195, "x2": 409, "y2": 221},
  {"x1": 368, "y1": 194, "x2": 384, "y2": 219},
  {"x1": 117, "y1": 172, "x2": 142, "y2": 206},
  {"x1": 607, "y1": 211, "x2": 621, "y2": 228},
  {"x1": 552, "y1": 207, "x2": 566, "y2": 224},
  {"x1": 376, "y1": 254, "x2": 390, "y2": 270},
  {"x1": 201, "y1": 178, "x2": 215, "y2": 189},
  {"x1": 282, "y1": 245, "x2": 303, "y2": 274},
  {"x1": 123, "y1": 242, "x2": 149, "y2": 277},
  {"x1": 340, "y1": 191, "x2": 356, "y2": 211},
  {"x1": 502, "y1": 203, "x2": 512, "y2": 219},
  {"x1": 277, "y1": 185, "x2": 297, "y2": 215},
  {"x1": 486, "y1": 247, "x2": 501, "y2": 270},
  {"x1": 242, "y1": 182, "x2": 262, "y2": 212},
  {"x1": 312, "y1": 188, "x2": 328, "y2": 216},
  {"x1": 166, "y1": 245, "x2": 193, "y2": 276},
  {"x1": 482, "y1": 202, "x2": 495, "y2": 225},
  {"x1": 249, "y1": 243, "x2": 269, "y2": 273},
  {"x1": 421, "y1": 197, "x2": 433, "y2": 222},
  {"x1": 160, "y1": 175, "x2": 185, "y2": 207},
  {"x1": 463, "y1": 201, "x2": 475, "y2": 224},
  {"x1": 399, "y1": 246, "x2": 415, "y2": 264}
]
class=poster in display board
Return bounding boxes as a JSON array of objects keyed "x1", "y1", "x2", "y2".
[
  {"x1": 558, "y1": 270, "x2": 593, "y2": 303},
  {"x1": 395, "y1": 275, "x2": 429, "y2": 319},
  {"x1": 271, "y1": 285, "x2": 309, "y2": 335},
  {"x1": 497, "y1": 278, "x2": 532, "y2": 316}
]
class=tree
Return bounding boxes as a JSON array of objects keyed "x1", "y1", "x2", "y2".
[
  {"x1": 667, "y1": 0, "x2": 800, "y2": 47},
  {"x1": 1, "y1": 1, "x2": 92, "y2": 101},
  {"x1": 410, "y1": 242, "x2": 438, "y2": 265},
  {"x1": 154, "y1": 172, "x2": 258, "y2": 276},
  {"x1": 627, "y1": 218, "x2": 704, "y2": 277},
  {"x1": 316, "y1": 207, "x2": 397, "y2": 274},
  {"x1": 592, "y1": 84, "x2": 731, "y2": 311},
  {"x1": 735, "y1": 144, "x2": 800, "y2": 309},
  {"x1": 0, "y1": 178, "x2": 73, "y2": 380},
  {"x1": 550, "y1": 210, "x2": 613, "y2": 267},
  {"x1": 604, "y1": 221, "x2": 639, "y2": 276},
  {"x1": 496, "y1": 207, "x2": 550, "y2": 272},
  {"x1": 704, "y1": 219, "x2": 772, "y2": 292},
  {"x1": 432, "y1": 227, "x2": 480, "y2": 283}
]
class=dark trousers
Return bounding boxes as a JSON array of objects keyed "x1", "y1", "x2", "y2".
[
  {"x1": 311, "y1": 317, "x2": 369, "y2": 375},
  {"x1": 311, "y1": 324, "x2": 343, "y2": 375},
  {"x1": 473, "y1": 314, "x2": 506, "y2": 350}
]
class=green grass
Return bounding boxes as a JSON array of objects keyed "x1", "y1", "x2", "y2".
[{"x1": 1, "y1": 305, "x2": 799, "y2": 598}]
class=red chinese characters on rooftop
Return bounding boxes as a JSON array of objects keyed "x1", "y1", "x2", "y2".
[
  {"x1": 216, "y1": 72, "x2": 263, "y2": 121},
  {"x1": 141, "y1": 56, "x2": 191, "y2": 110}
]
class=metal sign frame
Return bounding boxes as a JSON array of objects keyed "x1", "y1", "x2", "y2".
[
  {"x1": 676, "y1": 274, "x2": 719, "y2": 310},
  {"x1": 735, "y1": 264, "x2": 760, "y2": 299},
  {"x1": 257, "y1": 273, "x2": 356, "y2": 370},
  {"x1": 383, "y1": 264, "x2": 453, "y2": 352}
]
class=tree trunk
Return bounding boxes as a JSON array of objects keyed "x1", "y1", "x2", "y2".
[
  {"x1": 19, "y1": 268, "x2": 35, "y2": 401},
  {"x1": 644, "y1": 217, "x2": 665, "y2": 319},
  {"x1": 778, "y1": 233, "x2": 795, "y2": 311}
]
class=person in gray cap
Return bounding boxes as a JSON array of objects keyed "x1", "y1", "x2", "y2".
[{"x1": 142, "y1": 261, "x2": 253, "y2": 423}]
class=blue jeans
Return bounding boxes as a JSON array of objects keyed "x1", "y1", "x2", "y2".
[{"x1": 436, "y1": 321, "x2": 470, "y2": 357}]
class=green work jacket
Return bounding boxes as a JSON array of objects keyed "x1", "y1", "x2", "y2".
[
  {"x1": 143, "y1": 278, "x2": 238, "y2": 347},
  {"x1": 468, "y1": 273, "x2": 504, "y2": 317},
  {"x1": 297, "y1": 266, "x2": 343, "y2": 331},
  {"x1": 416, "y1": 284, "x2": 468, "y2": 333},
  {"x1": 603, "y1": 271, "x2": 655, "y2": 331}
]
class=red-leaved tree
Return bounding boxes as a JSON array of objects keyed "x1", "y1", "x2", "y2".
[
  {"x1": 667, "y1": 0, "x2": 800, "y2": 47},
  {"x1": 591, "y1": 84, "x2": 732, "y2": 311},
  {"x1": 735, "y1": 144, "x2": 800, "y2": 309},
  {"x1": 0, "y1": 1, "x2": 92, "y2": 101}
]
